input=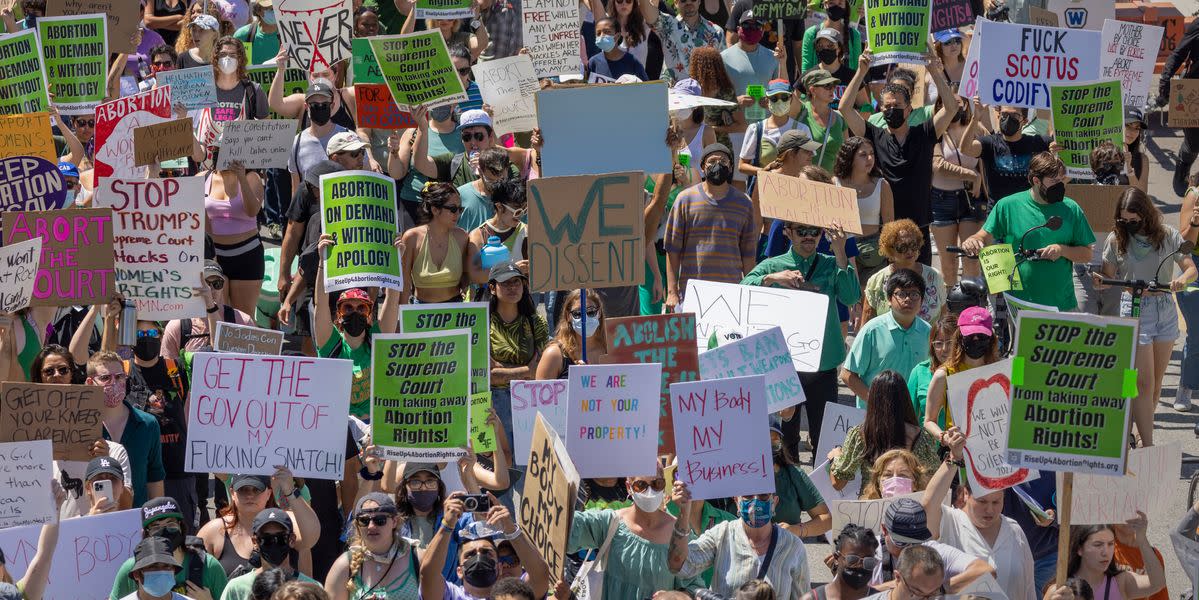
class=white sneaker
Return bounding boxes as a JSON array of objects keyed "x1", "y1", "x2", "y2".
[{"x1": 1174, "y1": 387, "x2": 1193, "y2": 412}]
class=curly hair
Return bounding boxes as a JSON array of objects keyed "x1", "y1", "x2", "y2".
[
  {"x1": 551, "y1": 289, "x2": 608, "y2": 361},
  {"x1": 832, "y1": 137, "x2": 881, "y2": 180},
  {"x1": 689, "y1": 47, "x2": 734, "y2": 97},
  {"x1": 1088, "y1": 140, "x2": 1124, "y2": 176},
  {"x1": 879, "y1": 82, "x2": 912, "y2": 108},
  {"x1": 213, "y1": 36, "x2": 249, "y2": 81},
  {"x1": 878, "y1": 218, "x2": 923, "y2": 260},
  {"x1": 861, "y1": 449, "x2": 929, "y2": 500},
  {"x1": 175, "y1": 2, "x2": 234, "y2": 55},
  {"x1": 418, "y1": 181, "x2": 461, "y2": 224}
]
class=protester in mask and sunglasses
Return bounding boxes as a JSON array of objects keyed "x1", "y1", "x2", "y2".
[
  {"x1": 958, "y1": 102, "x2": 1049, "y2": 206},
  {"x1": 922, "y1": 307, "x2": 1000, "y2": 442},
  {"x1": 269, "y1": 47, "x2": 359, "y2": 133},
  {"x1": 799, "y1": 0, "x2": 860, "y2": 75},
  {"x1": 325, "y1": 493, "x2": 421, "y2": 600},
  {"x1": 802, "y1": 524, "x2": 879, "y2": 600},
  {"x1": 569, "y1": 466, "x2": 704, "y2": 599},
  {"x1": 535, "y1": 289, "x2": 608, "y2": 380},
  {"x1": 112, "y1": 497, "x2": 229, "y2": 599},
  {"x1": 738, "y1": 79, "x2": 813, "y2": 195},
  {"x1": 220, "y1": 509, "x2": 318, "y2": 600},
  {"x1": 286, "y1": 79, "x2": 367, "y2": 195}
]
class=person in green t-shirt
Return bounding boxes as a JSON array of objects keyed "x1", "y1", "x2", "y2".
[
  {"x1": 111, "y1": 497, "x2": 229, "y2": 600},
  {"x1": 961, "y1": 152, "x2": 1096, "y2": 311},
  {"x1": 314, "y1": 234, "x2": 403, "y2": 420}
]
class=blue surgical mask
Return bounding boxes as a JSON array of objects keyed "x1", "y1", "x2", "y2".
[
  {"x1": 261, "y1": 9, "x2": 277, "y2": 25},
  {"x1": 140, "y1": 570, "x2": 176, "y2": 597},
  {"x1": 596, "y1": 34, "x2": 617, "y2": 52},
  {"x1": 65, "y1": 190, "x2": 78, "y2": 206},
  {"x1": 571, "y1": 315, "x2": 599, "y2": 338},
  {"x1": 738, "y1": 498, "x2": 773, "y2": 528}
]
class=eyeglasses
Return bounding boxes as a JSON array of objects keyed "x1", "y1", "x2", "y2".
[
  {"x1": 74, "y1": 119, "x2": 95, "y2": 128},
  {"x1": 456, "y1": 66, "x2": 473, "y2": 76},
  {"x1": 931, "y1": 340, "x2": 951, "y2": 351},
  {"x1": 137, "y1": 329, "x2": 160, "y2": 339},
  {"x1": 152, "y1": 60, "x2": 174, "y2": 67},
  {"x1": 438, "y1": 204, "x2": 464, "y2": 214},
  {"x1": 629, "y1": 479, "x2": 666, "y2": 492},
  {"x1": 256, "y1": 532, "x2": 289, "y2": 547},
  {"x1": 406, "y1": 479, "x2": 438, "y2": 491},
  {"x1": 206, "y1": 277, "x2": 225, "y2": 290},
  {"x1": 93, "y1": 372, "x2": 127, "y2": 384},
  {"x1": 338, "y1": 149, "x2": 365, "y2": 159},
  {"x1": 461, "y1": 131, "x2": 487, "y2": 142},
  {"x1": 837, "y1": 553, "x2": 879, "y2": 569},
  {"x1": 41, "y1": 365, "x2": 71, "y2": 377},
  {"x1": 356, "y1": 514, "x2": 391, "y2": 527},
  {"x1": 897, "y1": 575, "x2": 945, "y2": 600},
  {"x1": 891, "y1": 290, "x2": 922, "y2": 301},
  {"x1": 338, "y1": 302, "x2": 371, "y2": 317},
  {"x1": 569, "y1": 308, "x2": 600, "y2": 320},
  {"x1": 893, "y1": 242, "x2": 920, "y2": 254}
]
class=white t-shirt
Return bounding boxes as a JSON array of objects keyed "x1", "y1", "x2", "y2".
[
  {"x1": 738, "y1": 118, "x2": 813, "y2": 162},
  {"x1": 938, "y1": 506, "x2": 1037, "y2": 600},
  {"x1": 56, "y1": 442, "x2": 134, "y2": 520}
]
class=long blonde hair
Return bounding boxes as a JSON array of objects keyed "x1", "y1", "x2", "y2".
[
  {"x1": 861, "y1": 449, "x2": 928, "y2": 500},
  {"x1": 345, "y1": 526, "x2": 411, "y2": 594},
  {"x1": 175, "y1": 3, "x2": 234, "y2": 55}
]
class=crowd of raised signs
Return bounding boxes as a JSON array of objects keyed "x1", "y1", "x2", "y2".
[{"x1": 5, "y1": 0, "x2": 1199, "y2": 599}]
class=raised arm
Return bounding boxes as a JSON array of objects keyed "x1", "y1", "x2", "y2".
[
  {"x1": 927, "y1": 46, "x2": 956, "y2": 137},
  {"x1": 314, "y1": 234, "x2": 336, "y2": 349},
  {"x1": 838, "y1": 50, "x2": 872, "y2": 137},
  {"x1": 268, "y1": 47, "x2": 305, "y2": 118},
  {"x1": 921, "y1": 427, "x2": 964, "y2": 538},
  {"x1": 419, "y1": 492, "x2": 465, "y2": 600}
]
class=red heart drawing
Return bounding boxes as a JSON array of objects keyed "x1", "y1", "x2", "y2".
[{"x1": 962, "y1": 373, "x2": 1030, "y2": 491}]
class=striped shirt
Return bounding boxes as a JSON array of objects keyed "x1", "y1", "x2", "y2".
[
  {"x1": 677, "y1": 521, "x2": 811, "y2": 600},
  {"x1": 663, "y1": 183, "x2": 756, "y2": 294}
]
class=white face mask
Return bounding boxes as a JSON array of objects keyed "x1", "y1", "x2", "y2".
[
  {"x1": 631, "y1": 489, "x2": 663, "y2": 513},
  {"x1": 217, "y1": 56, "x2": 238, "y2": 74}
]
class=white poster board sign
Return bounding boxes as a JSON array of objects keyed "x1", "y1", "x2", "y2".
[
  {"x1": 510, "y1": 379, "x2": 568, "y2": 466},
  {"x1": 815, "y1": 402, "x2": 866, "y2": 465},
  {"x1": 0, "y1": 440, "x2": 55, "y2": 528},
  {"x1": 682, "y1": 279, "x2": 829, "y2": 372},
  {"x1": 946, "y1": 358, "x2": 1037, "y2": 496},
  {"x1": 1099, "y1": 19, "x2": 1164, "y2": 110},
  {"x1": 697, "y1": 327, "x2": 805, "y2": 412},
  {"x1": 217, "y1": 119, "x2": 300, "y2": 170},
  {"x1": 184, "y1": 352, "x2": 353, "y2": 480},
  {"x1": 0, "y1": 237, "x2": 42, "y2": 313},
  {"x1": 669, "y1": 375, "x2": 773, "y2": 500},
  {"x1": 566, "y1": 363, "x2": 662, "y2": 478},
  {"x1": 0, "y1": 509, "x2": 142, "y2": 600},
  {"x1": 975, "y1": 19, "x2": 1101, "y2": 110},
  {"x1": 472, "y1": 55, "x2": 539, "y2": 136},
  {"x1": 521, "y1": 0, "x2": 581, "y2": 78},
  {"x1": 1062, "y1": 443, "x2": 1182, "y2": 525}
]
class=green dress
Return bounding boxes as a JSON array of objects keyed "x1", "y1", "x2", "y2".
[{"x1": 568, "y1": 509, "x2": 705, "y2": 600}]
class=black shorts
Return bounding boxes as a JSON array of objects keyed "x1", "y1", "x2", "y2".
[
  {"x1": 930, "y1": 188, "x2": 983, "y2": 227},
  {"x1": 212, "y1": 235, "x2": 266, "y2": 280}
]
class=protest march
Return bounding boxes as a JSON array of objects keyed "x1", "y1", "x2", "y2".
[{"x1": 4, "y1": 0, "x2": 1199, "y2": 599}]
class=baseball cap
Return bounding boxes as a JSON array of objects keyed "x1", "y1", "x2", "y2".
[
  {"x1": 302, "y1": 159, "x2": 341, "y2": 188},
  {"x1": 254, "y1": 0, "x2": 273, "y2": 6},
  {"x1": 202, "y1": 259, "x2": 225, "y2": 281},
  {"x1": 0, "y1": 583, "x2": 20, "y2": 600},
  {"x1": 355, "y1": 491, "x2": 399, "y2": 515},
  {"x1": 766, "y1": 79, "x2": 791, "y2": 97},
  {"x1": 884, "y1": 498, "x2": 932, "y2": 544},
  {"x1": 252, "y1": 508, "x2": 294, "y2": 534},
  {"x1": 700, "y1": 143, "x2": 732, "y2": 165},
  {"x1": 958, "y1": 306, "x2": 993, "y2": 337},
  {"x1": 672, "y1": 78, "x2": 702, "y2": 96},
  {"x1": 777, "y1": 130, "x2": 822, "y2": 154},
  {"x1": 459, "y1": 109, "x2": 493, "y2": 131},
  {"x1": 189, "y1": 14, "x2": 219, "y2": 31},
  {"x1": 933, "y1": 28, "x2": 964, "y2": 44},
  {"x1": 815, "y1": 27, "x2": 842, "y2": 44},
  {"x1": 489, "y1": 260, "x2": 524, "y2": 283},
  {"x1": 85, "y1": 456, "x2": 124, "y2": 482},
  {"x1": 141, "y1": 497, "x2": 183, "y2": 528},
  {"x1": 1125, "y1": 106, "x2": 1147, "y2": 129},
  {"x1": 305, "y1": 78, "x2": 335, "y2": 101},
  {"x1": 402, "y1": 462, "x2": 441, "y2": 480},
  {"x1": 737, "y1": 10, "x2": 760, "y2": 25},
  {"x1": 131, "y1": 536, "x2": 183, "y2": 572},
  {"x1": 57, "y1": 161, "x2": 79, "y2": 179},
  {"x1": 802, "y1": 68, "x2": 840, "y2": 90},
  {"x1": 229, "y1": 474, "x2": 271, "y2": 492},
  {"x1": 326, "y1": 131, "x2": 368, "y2": 155},
  {"x1": 337, "y1": 288, "x2": 374, "y2": 306}
]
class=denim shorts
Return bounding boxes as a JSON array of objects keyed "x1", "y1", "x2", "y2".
[
  {"x1": 1121, "y1": 292, "x2": 1180, "y2": 345},
  {"x1": 930, "y1": 187, "x2": 983, "y2": 227}
]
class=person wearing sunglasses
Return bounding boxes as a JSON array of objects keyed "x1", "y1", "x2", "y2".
[
  {"x1": 161, "y1": 261, "x2": 254, "y2": 358},
  {"x1": 287, "y1": 79, "x2": 355, "y2": 198},
  {"x1": 413, "y1": 109, "x2": 527, "y2": 190},
  {"x1": 201, "y1": 134, "x2": 266, "y2": 317},
  {"x1": 401, "y1": 182, "x2": 472, "y2": 305},
  {"x1": 220, "y1": 509, "x2": 319, "y2": 599},
  {"x1": 744, "y1": 216, "x2": 857, "y2": 453},
  {"x1": 112, "y1": 496, "x2": 232, "y2": 599},
  {"x1": 739, "y1": 79, "x2": 813, "y2": 193},
  {"x1": 325, "y1": 131, "x2": 371, "y2": 172},
  {"x1": 314, "y1": 268, "x2": 401, "y2": 420},
  {"x1": 861, "y1": 219, "x2": 945, "y2": 327},
  {"x1": 637, "y1": 0, "x2": 724, "y2": 83},
  {"x1": 535, "y1": 289, "x2": 607, "y2": 380},
  {"x1": 870, "y1": 498, "x2": 992, "y2": 592},
  {"x1": 456, "y1": 147, "x2": 511, "y2": 234},
  {"x1": 469, "y1": 178, "x2": 530, "y2": 288},
  {"x1": 669, "y1": 480, "x2": 812, "y2": 599},
  {"x1": 841, "y1": 268, "x2": 931, "y2": 407},
  {"x1": 84, "y1": 346, "x2": 165, "y2": 508},
  {"x1": 326, "y1": 493, "x2": 422, "y2": 600},
  {"x1": 803, "y1": 524, "x2": 878, "y2": 600}
]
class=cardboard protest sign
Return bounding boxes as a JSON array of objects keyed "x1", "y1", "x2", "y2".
[
  {"x1": 0, "y1": 29, "x2": 50, "y2": 115},
  {"x1": 864, "y1": 0, "x2": 931, "y2": 65},
  {"x1": 946, "y1": 359, "x2": 1037, "y2": 496},
  {"x1": 975, "y1": 19, "x2": 1101, "y2": 110},
  {"x1": 1050, "y1": 80, "x2": 1122, "y2": 179},
  {"x1": 245, "y1": 65, "x2": 308, "y2": 119},
  {"x1": 355, "y1": 83, "x2": 416, "y2": 129},
  {"x1": 698, "y1": 327, "x2": 805, "y2": 413},
  {"x1": 1063, "y1": 184, "x2": 1124, "y2": 233},
  {"x1": 216, "y1": 119, "x2": 300, "y2": 170},
  {"x1": 0, "y1": 440, "x2": 54, "y2": 528},
  {"x1": 96, "y1": 177, "x2": 206, "y2": 320},
  {"x1": 682, "y1": 279, "x2": 829, "y2": 372},
  {"x1": 604, "y1": 313, "x2": 699, "y2": 454},
  {"x1": 830, "y1": 490, "x2": 925, "y2": 535},
  {"x1": 133, "y1": 118, "x2": 194, "y2": 166},
  {"x1": 155, "y1": 66, "x2": 218, "y2": 111},
  {"x1": 416, "y1": 0, "x2": 473, "y2": 19},
  {"x1": 37, "y1": 14, "x2": 107, "y2": 115},
  {"x1": 2, "y1": 208, "x2": 114, "y2": 307},
  {"x1": 185, "y1": 353, "x2": 352, "y2": 479},
  {"x1": 369, "y1": 32, "x2": 467, "y2": 109},
  {"x1": 1169, "y1": 79, "x2": 1199, "y2": 128},
  {"x1": 537, "y1": 83, "x2": 671, "y2": 176},
  {"x1": 757, "y1": 170, "x2": 863, "y2": 235},
  {"x1": 472, "y1": 55, "x2": 539, "y2": 136},
  {"x1": 510, "y1": 380, "x2": 568, "y2": 466},
  {"x1": 519, "y1": 413, "x2": 579, "y2": 585},
  {"x1": 351, "y1": 38, "x2": 384, "y2": 84},
  {"x1": 0, "y1": 156, "x2": 68, "y2": 211},
  {"x1": 670, "y1": 375, "x2": 773, "y2": 500},
  {"x1": 319, "y1": 171, "x2": 402, "y2": 291},
  {"x1": 1100, "y1": 20, "x2": 1163, "y2": 110},
  {"x1": 930, "y1": 0, "x2": 973, "y2": 31},
  {"x1": 1046, "y1": 0, "x2": 1111, "y2": 30},
  {"x1": 213, "y1": 322, "x2": 285, "y2": 355},
  {"x1": 522, "y1": 0, "x2": 581, "y2": 78},
  {"x1": 372, "y1": 331, "x2": 472, "y2": 460},
  {"x1": 0, "y1": 238, "x2": 42, "y2": 313},
  {"x1": 1028, "y1": 6, "x2": 1058, "y2": 26},
  {"x1": 0, "y1": 113, "x2": 56, "y2": 163},
  {"x1": 94, "y1": 87, "x2": 173, "y2": 185},
  {"x1": 527, "y1": 172, "x2": 645, "y2": 293},
  {"x1": 46, "y1": 0, "x2": 140, "y2": 54},
  {"x1": 1007, "y1": 311, "x2": 1136, "y2": 475},
  {"x1": 567, "y1": 363, "x2": 662, "y2": 478},
  {"x1": 0, "y1": 382, "x2": 103, "y2": 461},
  {"x1": 0, "y1": 508, "x2": 141, "y2": 600},
  {"x1": 277, "y1": 0, "x2": 353, "y2": 72},
  {"x1": 1063, "y1": 443, "x2": 1181, "y2": 525},
  {"x1": 978, "y1": 244, "x2": 1021, "y2": 294}
]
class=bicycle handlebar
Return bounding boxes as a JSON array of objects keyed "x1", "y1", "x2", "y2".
[
  {"x1": 1098, "y1": 277, "x2": 1164, "y2": 292},
  {"x1": 944, "y1": 246, "x2": 978, "y2": 259}
]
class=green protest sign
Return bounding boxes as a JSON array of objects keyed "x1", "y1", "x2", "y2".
[
  {"x1": 245, "y1": 65, "x2": 307, "y2": 119},
  {"x1": 372, "y1": 331, "x2": 472, "y2": 460},
  {"x1": 470, "y1": 392, "x2": 496, "y2": 453},
  {"x1": 415, "y1": 0, "x2": 474, "y2": 19},
  {"x1": 37, "y1": 14, "x2": 107, "y2": 115},
  {"x1": 1007, "y1": 311, "x2": 1137, "y2": 476},
  {"x1": 978, "y1": 244, "x2": 1021, "y2": 293},
  {"x1": 319, "y1": 171, "x2": 401, "y2": 292},
  {"x1": 368, "y1": 32, "x2": 467, "y2": 110},
  {"x1": 351, "y1": 38, "x2": 384, "y2": 84},
  {"x1": 398, "y1": 303, "x2": 491, "y2": 395},
  {"x1": 1051, "y1": 80, "x2": 1123, "y2": 179},
  {"x1": 0, "y1": 29, "x2": 50, "y2": 115},
  {"x1": 864, "y1": 0, "x2": 931, "y2": 65}
]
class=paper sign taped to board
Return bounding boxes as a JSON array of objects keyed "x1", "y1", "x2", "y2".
[
  {"x1": 975, "y1": 19, "x2": 1101, "y2": 110},
  {"x1": 155, "y1": 66, "x2": 218, "y2": 111},
  {"x1": 698, "y1": 327, "x2": 806, "y2": 412},
  {"x1": 0, "y1": 440, "x2": 55, "y2": 528},
  {"x1": 472, "y1": 55, "x2": 539, "y2": 136},
  {"x1": 2, "y1": 207, "x2": 115, "y2": 308},
  {"x1": 510, "y1": 380, "x2": 569, "y2": 466},
  {"x1": 94, "y1": 86, "x2": 172, "y2": 185},
  {"x1": 371, "y1": 331, "x2": 472, "y2": 461},
  {"x1": 757, "y1": 170, "x2": 863, "y2": 235},
  {"x1": 1100, "y1": 20, "x2": 1163, "y2": 110},
  {"x1": 0, "y1": 238, "x2": 42, "y2": 313},
  {"x1": 214, "y1": 321, "x2": 285, "y2": 355},
  {"x1": 133, "y1": 118, "x2": 194, "y2": 166}
]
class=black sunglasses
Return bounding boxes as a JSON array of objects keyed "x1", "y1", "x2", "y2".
[
  {"x1": 256, "y1": 532, "x2": 290, "y2": 546},
  {"x1": 629, "y1": 479, "x2": 666, "y2": 492},
  {"x1": 206, "y1": 277, "x2": 225, "y2": 290},
  {"x1": 462, "y1": 131, "x2": 487, "y2": 142},
  {"x1": 41, "y1": 365, "x2": 71, "y2": 377},
  {"x1": 786, "y1": 225, "x2": 822, "y2": 237},
  {"x1": 438, "y1": 204, "x2": 464, "y2": 214},
  {"x1": 356, "y1": 514, "x2": 391, "y2": 527}
]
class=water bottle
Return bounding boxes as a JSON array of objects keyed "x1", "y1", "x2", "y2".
[
  {"x1": 480, "y1": 235, "x2": 510, "y2": 270},
  {"x1": 117, "y1": 300, "x2": 139, "y2": 347}
]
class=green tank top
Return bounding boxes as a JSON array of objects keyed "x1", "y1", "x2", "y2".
[
  {"x1": 18, "y1": 316, "x2": 40, "y2": 379},
  {"x1": 350, "y1": 547, "x2": 421, "y2": 600}
]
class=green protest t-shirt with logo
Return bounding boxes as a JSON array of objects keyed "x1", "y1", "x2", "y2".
[
  {"x1": 982, "y1": 190, "x2": 1095, "y2": 311},
  {"x1": 318, "y1": 322, "x2": 383, "y2": 419}
]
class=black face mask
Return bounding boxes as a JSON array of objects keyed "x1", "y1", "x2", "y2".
[
  {"x1": 1118, "y1": 219, "x2": 1143, "y2": 236},
  {"x1": 258, "y1": 538, "x2": 292, "y2": 567},
  {"x1": 883, "y1": 107, "x2": 906, "y2": 129},
  {"x1": 1039, "y1": 181, "x2": 1066, "y2": 204},
  {"x1": 826, "y1": 4, "x2": 846, "y2": 21},
  {"x1": 954, "y1": 108, "x2": 969, "y2": 124},
  {"x1": 1095, "y1": 164, "x2": 1122, "y2": 184},
  {"x1": 962, "y1": 335, "x2": 991, "y2": 360},
  {"x1": 999, "y1": 114, "x2": 1021, "y2": 137},
  {"x1": 840, "y1": 566, "x2": 872, "y2": 589},
  {"x1": 430, "y1": 104, "x2": 454, "y2": 122},
  {"x1": 134, "y1": 336, "x2": 162, "y2": 361},
  {"x1": 703, "y1": 162, "x2": 732, "y2": 186},
  {"x1": 340, "y1": 312, "x2": 370, "y2": 337},
  {"x1": 462, "y1": 553, "x2": 499, "y2": 588},
  {"x1": 816, "y1": 48, "x2": 838, "y2": 65},
  {"x1": 153, "y1": 528, "x2": 185, "y2": 553},
  {"x1": 309, "y1": 103, "x2": 332, "y2": 126}
]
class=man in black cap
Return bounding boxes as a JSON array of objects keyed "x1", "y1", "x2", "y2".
[
  {"x1": 664, "y1": 143, "x2": 759, "y2": 311},
  {"x1": 871, "y1": 497, "x2": 993, "y2": 591},
  {"x1": 110, "y1": 497, "x2": 228, "y2": 600},
  {"x1": 221, "y1": 509, "x2": 319, "y2": 598}
]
